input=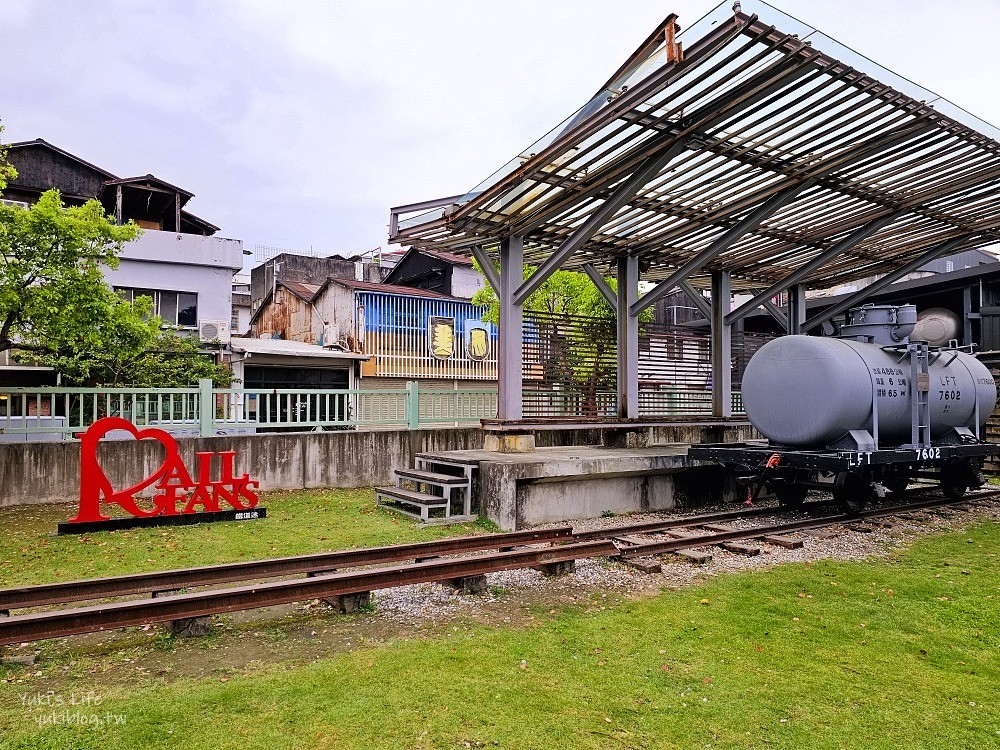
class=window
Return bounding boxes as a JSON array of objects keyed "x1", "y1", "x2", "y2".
[
  {"x1": 116, "y1": 287, "x2": 199, "y2": 327},
  {"x1": 1, "y1": 198, "x2": 29, "y2": 209}
]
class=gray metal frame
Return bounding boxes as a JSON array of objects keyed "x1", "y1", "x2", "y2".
[{"x1": 387, "y1": 5, "x2": 1000, "y2": 424}]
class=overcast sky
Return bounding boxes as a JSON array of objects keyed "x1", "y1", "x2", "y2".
[{"x1": 3, "y1": 0, "x2": 998, "y2": 266}]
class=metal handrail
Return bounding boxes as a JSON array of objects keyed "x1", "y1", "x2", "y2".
[{"x1": 0, "y1": 382, "x2": 739, "y2": 440}]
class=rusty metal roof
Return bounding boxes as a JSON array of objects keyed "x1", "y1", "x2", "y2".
[
  {"x1": 279, "y1": 280, "x2": 323, "y2": 303},
  {"x1": 326, "y1": 277, "x2": 460, "y2": 300},
  {"x1": 389, "y1": 2, "x2": 1000, "y2": 291}
]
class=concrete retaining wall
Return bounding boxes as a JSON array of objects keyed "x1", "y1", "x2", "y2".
[
  {"x1": 0, "y1": 421, "x2": 758, "y2": 512},
  {"x1": 0, "y1": 428, "x2": 486, "y2": 508}
]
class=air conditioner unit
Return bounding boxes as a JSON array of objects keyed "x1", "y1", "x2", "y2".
[{"x1": 199, "y1": 319, "x2": 231, "y2": 344}]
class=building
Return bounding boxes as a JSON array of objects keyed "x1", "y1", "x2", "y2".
[
  {"x1": 382, "y1": 247, "x2": 486, "y2": 299},
  {"x1": 250, "y1": 277, "x2": 497, "y2": 390},
  {"x1": 249, "y1": 252, "x2": 381, "y2": 316},
  {"x1": 232, "y1": 275, "x2": 252, "y2": 336},
  {"x1": 3, "y1": 139, "x2": 242, "y2": 345},
  {"x1": 811, "y1": 248, "x2": 998, "y2": 299}
]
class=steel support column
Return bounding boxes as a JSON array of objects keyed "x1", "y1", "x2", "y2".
[
  {"x1": 787, "y1": 284, "x2": 806, "y2": 334},
  {"x1": 617, "y1": 255, "x2": 640, "y2": 418},
  {"x1": 498, "y1": 236, "x2": 524, "y2": 420},
  {"x1": 711, "y1": 271, "x2": 732, "y2": 418},
  {"x1": 963, "y1": 285, "x2": 974, "y2": 347}
]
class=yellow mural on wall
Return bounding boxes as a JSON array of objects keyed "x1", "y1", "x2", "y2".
[
  {"x1": 467, "y1": 326, "x2": 488, "y2": 361},
  {"x1": 429, "y1": 316, "x2": 455, "y2": 359}
]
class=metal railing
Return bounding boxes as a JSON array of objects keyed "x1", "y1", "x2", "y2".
[
  {"x1": 0, "y1": 381, "x2": 500, "y2": 440},
  {"x1": 0, "y1": 381, "x2": 742, "y2": 442}
]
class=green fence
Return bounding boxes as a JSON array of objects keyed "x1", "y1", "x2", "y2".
[
  {"x1": 0, "y1": 381, "x2": 499, "y2": 440},
  {"x1": 0, "y1": 381, "x2": 741, "y2": 441}
]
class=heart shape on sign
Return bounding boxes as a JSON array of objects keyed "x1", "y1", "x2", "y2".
[{"x1": 70, "y1": 417, "x2": 180, "y2": 523}]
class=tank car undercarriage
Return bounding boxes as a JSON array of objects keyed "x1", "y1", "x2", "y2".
[{"x1": 689, "y1": 441, "x2": 995, "y2": 514}]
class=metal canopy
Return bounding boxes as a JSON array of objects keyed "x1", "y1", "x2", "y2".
[{"x1": 389, "y1": 2, "x2": 1000, "y2": 294}]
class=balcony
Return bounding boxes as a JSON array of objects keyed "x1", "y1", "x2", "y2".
[{"x1": 120, "y1": 230, "x2": 244, "y2": 272}]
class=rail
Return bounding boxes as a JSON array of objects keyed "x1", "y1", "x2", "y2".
[
  {"x1": 0, "y1": 537, "x2": 616, "y2": 645},
  {"x1": 2, "y1": 492, "x2": 993, "y2": 645},
  {"x1": 0, "y1": 527, "x2": 574, "y2": 610}
]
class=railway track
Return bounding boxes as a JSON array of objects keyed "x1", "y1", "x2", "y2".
[
  {"x1": 0, "y1": 490, "x2": 996, "y2": 647},
  {"x1": 605, "y1": 490, "x2": 999, "y2": 560}
]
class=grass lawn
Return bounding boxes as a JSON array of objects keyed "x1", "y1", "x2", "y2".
[
  {"x1": 0, "y1": 488, "x2": 486, "y2": 587},
  {"x1": 2, "y1": 514, "x2": 998, "y2": 749}
]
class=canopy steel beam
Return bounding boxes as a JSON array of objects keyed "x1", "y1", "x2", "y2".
[
  {"x1": 459, "y1": 14, "x2": 750, "y2": 231},
  {"x1": 583, "y1": 263, "x2": 617, "y2": 310},
  {"x1": 498, "y1": 236, "x2": 524, "y2": 420},
  {"x1": 724, "y1": 209, "x2": 907, "y2": 325},
  {"x1": 761, "y1": 298, "x2": 788, "y2": 328},
  {"x1": 471, "y1": 245, "x2": 500, "y2": 293},
  {"x1": 678, "y1": 279, "x2": 712, "y2": 319},
  {"x1": 511, "y1": 42, "x2": 817, "y2": 238},
  {"x1": 802, "y1": 235, "x2": 973, "y2": 332},
  {"x1": 630, "y1": 178, "x2": 815, "y2": 317},
  {"x1": 389, "y1": 194, "x2": 464, "y2": 238},
  {"x1": 617, "y1": 255, "x2": 640, "y2": 418},
  {"x1": 512, "y1": 142, "x2": 687, "y2": 306},
  {"x1": 628, "y1": 120, "x2": 936, "y2": 257}
]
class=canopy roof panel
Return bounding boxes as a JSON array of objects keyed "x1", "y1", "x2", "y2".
[{"x1": 389, "y1": 1, "x2": 1000, "y2": 291}]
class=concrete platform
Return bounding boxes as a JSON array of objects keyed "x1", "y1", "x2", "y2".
[{"x1": 419, "y1": 442, "x2": 741, "y2": 531}]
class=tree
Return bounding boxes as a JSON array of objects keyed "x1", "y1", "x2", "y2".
[
  {"x1": 0, "y1": 123, "x2": 15, "y2": 191},
  {"x1": 0, "y1": 189, "x2": 232, "y2": 387},
  {"x1": 472, "y1": 260, "x2": 651, "y2": 415},
  {"x1": 30, "y1": 292, "x2": 234, "y2": 387}
]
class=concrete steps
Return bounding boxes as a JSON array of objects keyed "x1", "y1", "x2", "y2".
[{"x1": 375, "y1": 453, "x2": 477, "y2": 524}]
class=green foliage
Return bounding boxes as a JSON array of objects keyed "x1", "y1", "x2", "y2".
[
  {"x1": 30, "y1": 293, "x2": 234, "y2": 387},
  {"x1": 3, "y1": 522, "x2": 1000, "y2": 748},
  {"x1": 0, "y1": 122, "x2": 16, "y2": 190},
  {"x1": 0, "y1": 189, "x2": 140, "y2": 353},
  {"x1": 472, "y1": 257, "x2": 652, "y2": 414},
  {"x1": 471, "y1": 258, "x2": 617, "y2": 321},
  {"x1": 0, "y1": 189, "x2": 231, "y2": 387},
  {"x1": 0, "y1": 487, "x2": 481, "y2": 586}
]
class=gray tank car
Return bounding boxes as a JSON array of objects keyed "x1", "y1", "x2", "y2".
[{"x1": 689, "y1": 304, "x2": 998, "y2": 513}]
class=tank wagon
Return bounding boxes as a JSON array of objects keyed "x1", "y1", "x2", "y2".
[{"x1": 689, "y1": 304, "x2": 999, "y2": 513}]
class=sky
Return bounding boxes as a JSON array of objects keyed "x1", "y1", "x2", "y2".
[{"x1": 3, "y1": 0, "x2": 999, "y2": 268}]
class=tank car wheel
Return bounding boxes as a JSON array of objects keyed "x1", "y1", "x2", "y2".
[
  {"x1": 773, "y1": 483, "x2": 808, "y2": 509},
  {"x1": 833, "y1": 471, "x2": 874, "y2": 515},
  {"x1": 939, "y1": 459, "x2": 978, "y2": 500},
  {"x1": 941, "y1": 482, "x2": 967, "y2": 500}
]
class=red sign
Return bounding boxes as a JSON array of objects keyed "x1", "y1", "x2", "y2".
[{"x1": 69, "y1": 417, "x2": 260, "y2": 524}]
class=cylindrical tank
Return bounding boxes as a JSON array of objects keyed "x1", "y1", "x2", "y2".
[
  {"x1": 742, "y1": 335, "x2": 997, "y2": 447},
  {"x1": 911, "y1": 307, "x2": 962, "y2": 347},
  {"x1": 839, "y1": 304, "x2": 916, "y2": 344}
]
